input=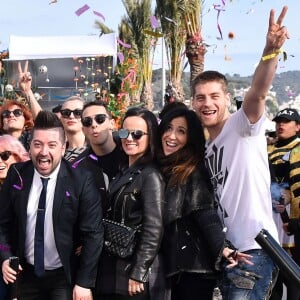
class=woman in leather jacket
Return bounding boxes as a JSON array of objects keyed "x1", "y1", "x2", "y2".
[
  {"x1": 96, "y1": 107, "x2": 169, "y2": 300},
  {"x1": 157, "y1": 107, "x2": 252, "y2": 300}
]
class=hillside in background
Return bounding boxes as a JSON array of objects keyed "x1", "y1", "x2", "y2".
[
  {"x1": 272, "y1": 71, "x2": 300, "y2": 104},
  {"x1": 152, "y1": 69, "x2": 300, "y2": 107}
]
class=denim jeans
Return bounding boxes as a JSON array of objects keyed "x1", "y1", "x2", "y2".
[{"x1": 221, "y1": 249, "x2": 278, "y2": 300}]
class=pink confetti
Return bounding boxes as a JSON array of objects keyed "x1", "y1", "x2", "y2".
[
  {"x1": 93, "y1": 10, "x2": 105, "y2": 22},
  {"x1": 89, "y1": 154, "x2": 98, "y2": 161},
  {"x1": 117, "y1": 38, "x2": 131, "y2": 49},
  {"x1": 150, "y1": 16, "x2": 159, "y2": 29},
  {"x1": 121, "y1": 69, "x2": 136, "y2": 90},
  {"x1": 117, "y1": 52, "x2": 125, "y2": 64},
  {"x1": 13, "y1": 184, "x2": 22, "y2": 190},
  {"x1": 213, "y1": 1, "x2": 226, "y2": 40},
  {"x1": 117, "y1": 92, "x2": 128, "y2": 99},
  {"x1": 75, "y1": 4, "x2": 90, "y2": 16}
]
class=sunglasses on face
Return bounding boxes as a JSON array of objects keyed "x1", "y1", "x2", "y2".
[
  {"x1": 81, "y1": 114, "x2": 108, "y2": 127},
  {"x1": 0, "y1": 151, "x2": 12, "y2": 161},
  {"x1": 2, "y1": 109, "x2": 23, "y2": 118},
  {"x1": 60, "y1": 109, "x2": 82, "y2": 119},
  {"x1": 118, "y1": 129, "x2": 149, "y2": 140}
]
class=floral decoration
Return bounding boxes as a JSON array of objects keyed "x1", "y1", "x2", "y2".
[{"x1": 104, "y1": 55, "x2": 139, "y2": 128}]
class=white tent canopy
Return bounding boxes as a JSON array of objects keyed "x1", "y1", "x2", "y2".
[
  {"x1": 5, "y1": 33, "x2": 117, "y2": 104},
  {"x1": 8, "y1": 33, "x2": 117, "y2": 60}
]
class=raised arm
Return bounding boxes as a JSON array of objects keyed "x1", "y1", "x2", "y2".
[
  {"x1": 243, "y1": 6, "x2": 289, "y2": 123},
  {"x1": 18, "y1": 60, "x2": 42, "y2": 119}
]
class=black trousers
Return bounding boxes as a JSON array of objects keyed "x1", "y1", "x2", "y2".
[
  {"x1": 170, "y1": 272, "x2": 216, "y2": 300},
  {"x1": 17, "y1": 264, "x2": 72, "y2": 300},
  {"x1": 94, "y1": 284, "x2": 150, "y2": 300},
  {"x1": 94, "y1": 289, "x2": 149, "y2": 300}
]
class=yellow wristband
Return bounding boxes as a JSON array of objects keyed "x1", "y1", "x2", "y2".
[{"x1": 261, "y1": 49, "x2": 283, "y2": 61}]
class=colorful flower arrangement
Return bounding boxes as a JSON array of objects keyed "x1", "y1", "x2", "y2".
[{"x1": 100, "y1": 55, "x2": 139, "y2": 129}]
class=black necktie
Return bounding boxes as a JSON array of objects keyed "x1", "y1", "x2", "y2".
[{"x1": 34, "y1": 177, "x2": 49, "y2": 277}]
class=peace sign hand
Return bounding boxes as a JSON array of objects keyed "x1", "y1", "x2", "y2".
[
  {"x1": 265, "y1": 6, "x2": 289, "y2": 53},
  {"x1": 18, "y1": 60, "x2": 32, "y2": 94}
]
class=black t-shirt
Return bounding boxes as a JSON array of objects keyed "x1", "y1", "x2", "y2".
[
  {"x1": 72, "y1": 142, "x2": 127, "y2": 183},
  {"x1": 95, "y1": 145, "x2": 125, "y2": 181}
]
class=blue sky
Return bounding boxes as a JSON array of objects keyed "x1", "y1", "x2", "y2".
[{"x1": 1, "y1": 0, "x2": 299, "y2": 76}]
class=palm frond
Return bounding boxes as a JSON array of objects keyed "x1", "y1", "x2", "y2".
[{"x1": 94, "y1": 21, "x2": 114, "y2": 34}]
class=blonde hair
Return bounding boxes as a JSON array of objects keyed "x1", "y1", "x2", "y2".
[{"x1": 62, "y1": 96, "x2": 85, "y2": 109}]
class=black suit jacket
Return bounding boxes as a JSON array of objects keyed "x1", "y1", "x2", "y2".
[{"x1": 0, "y1": 159, "x2": 103, "y2": 288}]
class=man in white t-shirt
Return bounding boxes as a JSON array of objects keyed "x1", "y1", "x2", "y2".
[{"x1": 191, "y1": 6, "x2": 289, "y2": 300}]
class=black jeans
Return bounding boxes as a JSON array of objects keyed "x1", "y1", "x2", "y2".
[
  {"x1": 94, "y1": 285, "x2": 149, "y2": 300},
  {"x1": 18, "y1": 264, "x2": 72, "y2": 300}
]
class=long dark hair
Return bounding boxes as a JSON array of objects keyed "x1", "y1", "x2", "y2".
[
  {"x1": 121, "y1": 107, "x2": 159, "y2": 166},
  {"x1": 158, "y1": 108, "x2": 206, "y2": 185}
]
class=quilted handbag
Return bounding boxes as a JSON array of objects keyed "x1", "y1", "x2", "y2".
[{"x1": 103, "y1": 218, "x2": 141, "y2": 258}]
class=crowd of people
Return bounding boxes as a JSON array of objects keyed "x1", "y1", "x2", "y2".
[{"x1": 0, "y1": 5, "x2": 298, "y2": 300}]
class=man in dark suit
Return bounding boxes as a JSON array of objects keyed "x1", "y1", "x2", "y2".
[{"x1": 0, "y1": 110, "x2": 103, "y2": 300}]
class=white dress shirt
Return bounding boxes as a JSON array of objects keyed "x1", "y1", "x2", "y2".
[{"x1": 25, "y1": 163, "x2": 63, "y2": 269}]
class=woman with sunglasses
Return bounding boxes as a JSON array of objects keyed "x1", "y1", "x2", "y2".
[
  {"x1": 0, "y1": 134, "x2": 29, "y2": 188},
  {"x1": 157, "y1": 108, "x2": 252, "y2": 300},
  {"x1": 0, "y1": 100, "x2": 34, "y2": 151},
  {"x1": 0, "y1": 134, "x2": 29, "y2": 300},
  {"x1": 95, "y1": 107, "x2": 169, "y2": 300},
  {"x1": 59, "y1": 96, "x2": 87, "y2": 162}
]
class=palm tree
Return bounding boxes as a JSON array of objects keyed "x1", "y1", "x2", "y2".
[
  {"x1": 156, "y1": 0, "x2": 207, "y2": 101},
  {"x1": 95, "y1": 2, "x2": 156, "y2": 110},
  {"x1": 121, "y1": 0, "x2": 157, "y2": 110},
  {"x1": 179, "y1": 0, "x2": 206, "y2": 84},
  {"x1": 118, "y1": 16, "x2": 140, "y2": 105},
  {"x1": 156, "y1": 0, "x2": 186, "y2": 102}
]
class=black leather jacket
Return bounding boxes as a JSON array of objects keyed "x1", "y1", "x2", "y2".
[
  {"x1": 106, "y1": 162, "x2": 165, "y2": 282},
  {"x1": 162, "y1": 164, "x2": 225, "y2": 278}
]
